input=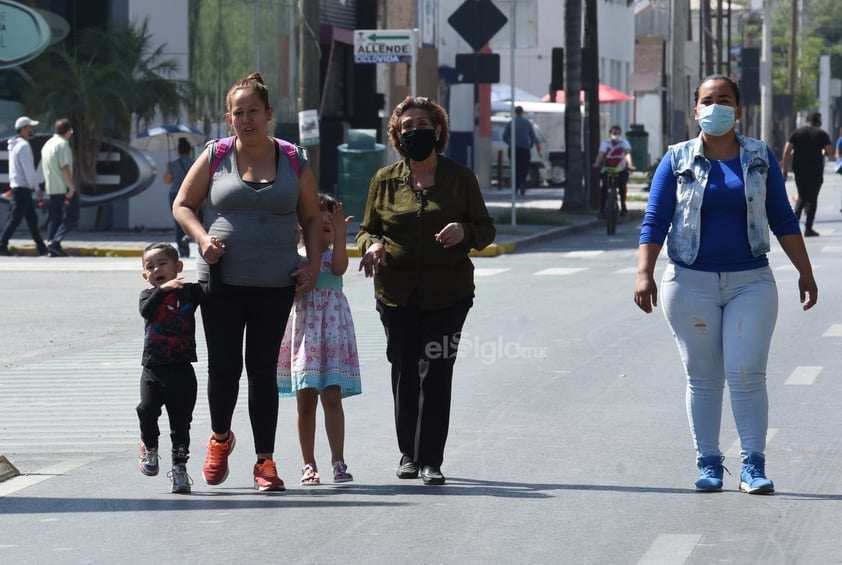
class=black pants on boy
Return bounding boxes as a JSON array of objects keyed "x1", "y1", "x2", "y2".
[
  {"x1": 137, "y1": 362, "x2": 197, "y2": 463},
  {"x1": 376, "y1": 296, "x2": 472, "y2": 469}
]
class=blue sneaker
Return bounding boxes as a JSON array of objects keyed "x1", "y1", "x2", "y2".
[
  {"x1": 695, "y1": 455, "x2": 726, "y2": 491},
  {"x1": 739, "y1": 453, "x2": 774, "y2": 494}
]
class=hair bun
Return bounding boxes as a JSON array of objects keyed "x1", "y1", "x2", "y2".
[{"x1": 247, "y1": 72, "x2": 265, "y2": 85}]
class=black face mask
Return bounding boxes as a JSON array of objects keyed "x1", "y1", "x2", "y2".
[{"x1": 400, "y1": 128, "x2": 437, "y2": 161}]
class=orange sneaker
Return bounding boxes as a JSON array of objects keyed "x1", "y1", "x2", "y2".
[
  {"x1": 253, "y1": 459, "x2": 285, "y2": 492},
  {"x1": 202, "y1": 431, "x2": 235, "y2": 485}
]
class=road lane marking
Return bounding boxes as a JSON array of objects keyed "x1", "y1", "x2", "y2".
[
  {"x1": 0, "y1": 460, "x2": 93, "y2": 497},
  {"x1": 474, "y1": 268, "x2": 510, "y2": 277},
  {"x1": 725, "y1": 428, "x2": 778, "y2": 459},
  {"x1": 637, "y1": 534, "x2": 701, "y2": 565},
  {"x1": 785, "y1": 366, "x2": 822, "y2": 385},
  {"x1": 822, "y1": 324, "x2": 842, "y2": 337},
  {"x1": 535, "y1": 267, "x2": 586, "y2": 276},
  {"x1": 564, "y1": 250, "x2": 604, "y2": 258}
]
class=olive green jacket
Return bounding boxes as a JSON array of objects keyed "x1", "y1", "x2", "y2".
[{"x1": 356, "y1": 156, "x2": 496, "y2": 309}]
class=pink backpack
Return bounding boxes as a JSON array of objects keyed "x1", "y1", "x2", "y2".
[{"x1": 209, "y1": 136, "x2": 301, "y2": 178}]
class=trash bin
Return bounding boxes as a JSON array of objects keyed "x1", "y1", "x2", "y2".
[
  {"x1": 337, "y1": 129, "x2": 385, "y2": 221},
  {"x1": 625, "y1": 124, "x2": 649, "y2": 170}
]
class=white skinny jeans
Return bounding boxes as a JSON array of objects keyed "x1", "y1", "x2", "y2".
[{"x1": 661, "y1": 263, "x2": 777, "y2": 460}]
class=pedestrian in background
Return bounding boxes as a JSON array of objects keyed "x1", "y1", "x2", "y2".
[
  {"x1": 781, "y1": 111, "x2": 833, "y2": 237},
  {"x1": 0, "y1": 116, "x2": 48, "y2": 256},
  {"x1": 634, "y1": 74, "x2": 817, "y2": 495},
  {"x1": 173, "y1": 72, "x2": 322, "y2": 492},
  {"x1": 357, "y1": 96, "x2": 496, "y2": 485},
  {"x1": 592, "y1": 124, "x2": 635, "y2": 217},
  {"x1": 502, "y1": 105, "x2": 541, "y2": 195},
  {"x1": 163, "y1": 137, "x2": 195, "y2": 257},
  {"x1": 277, "y1": 193, "x2": 361, "y2": 486},
  {"x1": 137, "y1": 242, "x2": 221, "y2": 494},
  {"x1": 41, "y1": 118, "x2": 78, "y2": 257}
]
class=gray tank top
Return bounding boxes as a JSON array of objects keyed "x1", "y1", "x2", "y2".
[{"x1": 196, "y1": 139, "x2": 306, "y2": 287}]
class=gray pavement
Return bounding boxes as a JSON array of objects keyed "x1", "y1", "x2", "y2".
[
  {"x1": 3, "y1": 170, "x2": 842, "y2": 563},
  {"x1": 0, "y1": 183, "x2": 649, "y2": 258}
]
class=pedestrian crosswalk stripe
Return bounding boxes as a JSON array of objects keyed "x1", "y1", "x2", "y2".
[
  {"x1": 475, "y1": 268, "x2": 510, "y2": 277},
  {"x1": 535, "y1": 267, "x2": 587, "y2": 276},
  {"x1": 785, "y1": 366, "x2": 822, "y2": 385}
]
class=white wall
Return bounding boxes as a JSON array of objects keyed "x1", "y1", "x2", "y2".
[{"x1": 125, "y1": 0, "x2": 190, "y2": 230}]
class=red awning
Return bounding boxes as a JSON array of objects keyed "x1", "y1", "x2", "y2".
[{"x1": 542, "y1": 83, "x2": 634, "y2": 104}]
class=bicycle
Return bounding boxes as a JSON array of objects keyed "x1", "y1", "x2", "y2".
[{"x1": 602, "y1": 166, "x2": 624, "y2": 235}]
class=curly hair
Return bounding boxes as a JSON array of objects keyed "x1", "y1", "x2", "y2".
[{"x1": 387, "y1": 96, "x2": 449, "y2": 158}]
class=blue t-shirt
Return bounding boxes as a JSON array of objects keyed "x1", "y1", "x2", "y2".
[{"x1": 640, "y1": 147, "x2": 799, "y2": 272}]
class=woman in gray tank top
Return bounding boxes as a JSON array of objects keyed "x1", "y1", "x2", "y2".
[{"x1": 173, "y1": 72, "x2": 322, "y2": 492}]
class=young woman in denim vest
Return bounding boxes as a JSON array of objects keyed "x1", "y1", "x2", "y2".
[{"x1": 634, "y1": 75, "x2": 818, "y2": 494}]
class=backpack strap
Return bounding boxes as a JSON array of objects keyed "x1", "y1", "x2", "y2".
[
  {"x1": 209, "y1": 136, "x2": 300, "y2": 178},
  {"x1": 276, "y1": 138, "x2": 301, "y2": 178}
]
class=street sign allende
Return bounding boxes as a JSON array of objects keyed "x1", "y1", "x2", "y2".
[{"x1": 354, "y1": 29, "x2": 417, "y2": 64}]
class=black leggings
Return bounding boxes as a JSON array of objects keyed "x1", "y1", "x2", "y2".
[{"x1": 200, "y1": 284, "x2": 294, "y2": 454}]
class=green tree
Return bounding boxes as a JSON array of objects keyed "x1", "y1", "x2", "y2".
[
  {"x1": 772, "y1": 0, "x2": 842, "y2": 112},
  {"x1": 23, "y1": 18, "x2": 185, "y2": 194}
]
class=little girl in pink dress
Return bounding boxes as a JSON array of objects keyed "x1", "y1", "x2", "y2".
[{"x1": 277, "y1": 193, "x2": 361, "y2": 485}]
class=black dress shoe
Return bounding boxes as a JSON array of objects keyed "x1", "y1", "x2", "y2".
[
  {"x1": 48, "y1": 243, "x2": 67, "y2": 257},
  {"x1": 804, "y1": 229, "x2": 820, "y2": 237},
  {"x1": 396, "y1": 461, "x2": 418, "y2": 479},
  {"x1": 421, "y1": 465, "x2": 445, "y2": 485}
]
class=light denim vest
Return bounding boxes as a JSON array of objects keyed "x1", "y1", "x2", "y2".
[{"x1": 666, "y1": 132, "x2": 771, "y2": 265}]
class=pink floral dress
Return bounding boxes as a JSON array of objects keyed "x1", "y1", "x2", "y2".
[{"x1": 277, "y1": 249, "x2": 361, "y2": 398}]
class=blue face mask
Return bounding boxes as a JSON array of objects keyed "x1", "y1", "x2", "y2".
[{"x1": 698, "y1": 104, "x2": 736, "y2": 136}]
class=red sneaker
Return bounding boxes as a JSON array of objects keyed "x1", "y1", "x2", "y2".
[
  {"x1": 253, "y1": 459, "x2": 285, "y2": 492},
  {"x1": 202, "y1": 431, "x2": 235, "y2": 485}
]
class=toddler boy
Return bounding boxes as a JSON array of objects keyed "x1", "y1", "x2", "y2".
[{"x1": 137, "y1": 240, "x2": 222, "y2": 493}]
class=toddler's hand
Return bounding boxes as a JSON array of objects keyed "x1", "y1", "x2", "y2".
[{"x1": 160, "y1": 277, "x2": 185, "y2": 291}]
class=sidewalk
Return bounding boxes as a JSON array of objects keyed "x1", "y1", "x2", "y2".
[{"x1": 1, "y1": 183, "x2": 648, "y2": 258}]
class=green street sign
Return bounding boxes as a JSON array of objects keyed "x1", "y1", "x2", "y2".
[
  {"x1": 354, "y1": 29, "x2": 416, "y2": 64},
  {"x1": 366, "y1": 33, "x2": 411, "y2": 42}
]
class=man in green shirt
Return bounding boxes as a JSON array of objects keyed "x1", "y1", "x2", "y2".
[{"x1": 41, "y1": 118, "x2": 77, "y2": 257}]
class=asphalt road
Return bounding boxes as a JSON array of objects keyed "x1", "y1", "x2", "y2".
[{"x1": 2, "y1": 175, "x2": 842, "y2": 564}]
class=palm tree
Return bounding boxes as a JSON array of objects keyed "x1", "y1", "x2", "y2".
[
  {"x1": 23, "y1": 18, "x2": 185, "y2": 194},
  {"x1": 561, "y1": 0, "x2": 585, "y2": 212}
]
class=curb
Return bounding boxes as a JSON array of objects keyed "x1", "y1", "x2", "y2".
[{"x1": 2, "y1": 211, "x2": 643, "y2": 259}]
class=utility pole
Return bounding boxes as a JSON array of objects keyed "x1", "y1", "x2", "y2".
[
  {"x1": 299, "y1": 0, "x2": 321, "y2": 186},
  {"x1": 760, "y1": 0, "x2": 772, "y2": 145},
  {"x1": 787, "y1": 0, "x2": 798, "y2": 133},
  {"x1": 670, "y1": 0, "x2": 688, "y2": 142},
  {"x1": 561, "y1": 0, "x2": 584, "y2": 212},
  {"x1": 584, "y1": 0, "x2": 600, "y2": 210}
]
